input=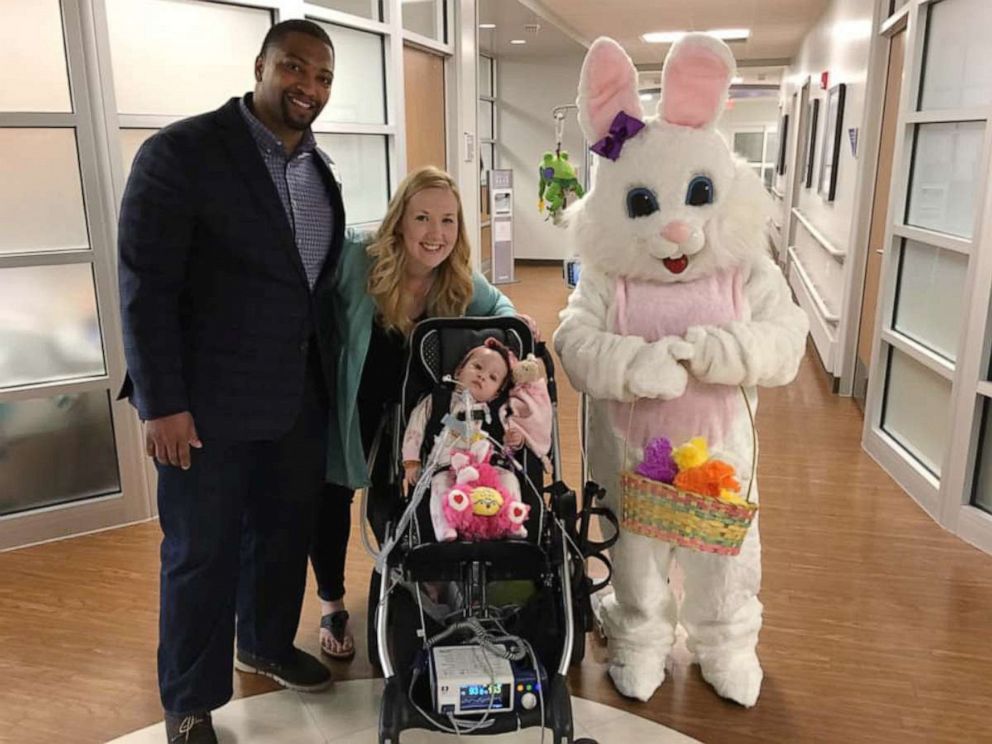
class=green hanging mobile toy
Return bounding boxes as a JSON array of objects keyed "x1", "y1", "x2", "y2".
[{"x1": 538, "y1": 109, "x2": 585, "y2": 223}]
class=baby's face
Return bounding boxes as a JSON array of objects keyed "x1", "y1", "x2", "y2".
[{"x1": 456, "y1": 347, "x2": 508, "y2": 403}]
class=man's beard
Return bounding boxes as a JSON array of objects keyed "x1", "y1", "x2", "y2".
[{"x1": 280, "y1": 95, "x2": 318, "y2": 131}]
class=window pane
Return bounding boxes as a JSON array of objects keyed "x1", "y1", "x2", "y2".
[
  {"x1": 763, "y1": 166, "x2": 774, "y2": 190},
  {"x1": 480, "y1": 56, "x2": 494, "y2": 97},
  {"x1": 0, "y1": 264, "x2": 106, "y2": 389},
  {"x1": 881, "y1": 346, "x2": 951, "y2": 476},
  {"x1": 919, "y1": 0, "x2": 992, "y2": 110},
  {"x1": 0, "y1": 390, "x2": 120, "y2": 517},
  {"x1": 120, "y1": 128, "x2": 158, "y2": 177},
  {"x1": 0, "y1": 0, "x2": 71, "y2": 112},
  {"x1": 892, "y1": 239, "x2": 967, "y2": 361},
  {"x1": 906, "y1": 121, "x2": 984, "y2": 239},
  {"x1": 971, "y1": 398, "x2": 992, "y2": 514},
  {"x1": 315, "y1": 133, "x2": 388, "y2": 225},
  {"x1": 309, "y1": 0, "x2": 380, "y2": 21},
  {"x1": 0, "y1": 129, "x2": 88, "y2": 255},
  {"x1": 402, "y1": 0, "x2": 442, "y2": 41},
  {"x1": 733, "y1": 132, "x2": 764, "y2": 163},
  {"x1": 314, "y1": 23, "x2": 386, "y2": 125},
  {"x1": 480, "y1": 100, "x2": 494, "y2": 141},
  {"x1": 106, "y1": 0, "x2": 269, "y2": 116}
]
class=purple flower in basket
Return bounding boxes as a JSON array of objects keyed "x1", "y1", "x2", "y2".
[{"x1": 635, "y1": 437, "x2": 677, "y2": 484}]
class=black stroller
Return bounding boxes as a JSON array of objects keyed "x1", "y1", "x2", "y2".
[{"x1": 359, "y1": 316, "x2": 616, "y2": 744}]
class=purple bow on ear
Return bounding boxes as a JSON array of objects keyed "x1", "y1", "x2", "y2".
[{"x1": 589, "y1": 111, "x2": 646, "y2": 161}]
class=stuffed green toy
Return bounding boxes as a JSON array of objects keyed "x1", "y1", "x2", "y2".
[{"x1": 538, "y1": 150, "x2": 585, "y2": 222}]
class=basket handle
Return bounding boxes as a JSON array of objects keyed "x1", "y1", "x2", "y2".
[{"x1": 622, "y1": 384, "x2": 758, "y2": 504}]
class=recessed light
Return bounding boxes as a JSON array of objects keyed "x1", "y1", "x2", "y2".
[
  {"x1": 510, "y1": 39, "x2": 526, "y2": 45},
  {"x1": 642, "y1": 28, "x2": 750, "y2": 43},
  {"x1": 479, "y1": 23, "x2": 496, "y2": 29},
  {"x1": 639, "y1": 93, "x2": 655, "y2": 101},
  {"x1": 731, "y1": 76, "x2": 744, "y2": 84}
]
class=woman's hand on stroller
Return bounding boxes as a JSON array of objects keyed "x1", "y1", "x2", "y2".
[
  {"x1": 517, "y1": 313, "x2": 541, "y2": 343},
  {"x1": 403, "y1": 460, "x2": 422, "y2": 488}
]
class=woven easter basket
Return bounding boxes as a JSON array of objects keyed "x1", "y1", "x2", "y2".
[{"x1": 619, "y1": 387, "x2": 758, "y2": 556}]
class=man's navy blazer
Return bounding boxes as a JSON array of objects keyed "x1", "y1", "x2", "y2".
[{"x1": 117, "y1": 97, "x2": 345, "y2": 441}]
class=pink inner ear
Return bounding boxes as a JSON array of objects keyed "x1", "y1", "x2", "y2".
[
  {"x1": 662, "y1": 46, "x2": 731, "y2": 128},
  {"x1": 579, "y1": 40, "x2": 641, "y2": 141}
]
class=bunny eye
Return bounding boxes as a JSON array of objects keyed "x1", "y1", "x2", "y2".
[
  {"x1": 626, "y1": 187, "x2": 659, "y2": 219},
  {"x1": 686, "y1": 176, "x2": 714, "y2": 206}
]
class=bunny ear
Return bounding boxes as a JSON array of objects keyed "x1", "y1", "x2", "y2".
[
  {"x1": 577, "y1": 37, "x2": 643, "y2": 143},
  {"x1": 660, "y1": 33, "x2": 735, "y2": 129}
]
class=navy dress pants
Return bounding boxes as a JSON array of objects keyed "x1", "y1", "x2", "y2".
[{"x1": 156, "y1": 348, "x2": 328, "y2": 715}]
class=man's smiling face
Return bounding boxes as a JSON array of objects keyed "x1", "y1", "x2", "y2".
[{"x1": 253, "y1": 31, "x2": 334, "y2": 132}]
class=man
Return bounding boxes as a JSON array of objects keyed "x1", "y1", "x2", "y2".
[{"x1": 118, "y1": 20, "x2": 343, "y2": 744}]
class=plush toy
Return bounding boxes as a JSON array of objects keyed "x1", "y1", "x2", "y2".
[
  {"x1": 441, "y1": 442, "x2": 530, "y2": 541},
  {"x1": 553, "y1": 34, "x2": 808, "y2": 707},
  {"x1": 538, "y1": 151, "x2": 585, "y2": 223},
  {"x1": 635, "y1": 437, "x2": 677, "y2": 484},
  {"x1": 501, "y1": 354, "x2": 553, "y2": 471}
]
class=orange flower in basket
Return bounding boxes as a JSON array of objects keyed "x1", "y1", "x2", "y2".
[{"x1": 673, "y1": 459, "x2": 741, "y2": 498}]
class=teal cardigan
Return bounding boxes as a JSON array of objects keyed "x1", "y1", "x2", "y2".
[{"x1": 325, "y1": 232, "x2": 516, "y2": 489}]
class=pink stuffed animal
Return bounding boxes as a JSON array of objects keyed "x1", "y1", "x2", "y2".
[{"x1": 441, "y1": 444, "x2": 530, "y2": 541}]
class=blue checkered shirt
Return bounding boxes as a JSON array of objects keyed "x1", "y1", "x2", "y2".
[{"x1": 239, "y1": 95, "x2": 334, "y2": 288}]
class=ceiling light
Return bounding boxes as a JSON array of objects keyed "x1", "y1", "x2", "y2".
[
  {"x1": 510, "y1": 39, "x2": 526, "y2": 45},
  {"x1": 479, "y1": 23, "x2": 496, "y2": 29},
  {"x1": 731, "y1": 76, "x2": 744, "y2": 84},
  {"x1": 639, "y1": 93, "x2": 655, "y2": 101},
  {"x1": 642, "y1": 28, "x2": 750, "y2": 43}
]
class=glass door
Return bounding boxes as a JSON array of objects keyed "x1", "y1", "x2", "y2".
[
  {"x1": 0, "y1": 0, "x2": 147, "y2": 549},
  {"x1": 863, "y1": 0, "x2": 992, "y2": 552}
]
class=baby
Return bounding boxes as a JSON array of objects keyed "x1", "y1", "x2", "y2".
[{"x1": 402, "y1": 339, "x2": 526, "y2": 541}]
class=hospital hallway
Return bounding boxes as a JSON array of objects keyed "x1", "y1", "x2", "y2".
[{"x1": 2, "y1": 264, "x2": 990, "y2": 744}]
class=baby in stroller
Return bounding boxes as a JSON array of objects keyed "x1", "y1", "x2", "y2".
[{"x1": 401, "y1": 337, "x2": 552, "y2": 543}]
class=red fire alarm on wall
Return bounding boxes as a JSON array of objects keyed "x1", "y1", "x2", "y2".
[{"x1": 820, "y1": 71, "x2": 830, "y2": 90}]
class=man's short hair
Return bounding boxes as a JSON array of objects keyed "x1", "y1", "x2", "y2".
[{"x1": 259, "y1": 19, "x2": 334, "y2": 59}]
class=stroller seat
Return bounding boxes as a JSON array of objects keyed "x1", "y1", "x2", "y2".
[{"x1": 365, "y1": 317, "x2": 616, "y2": 744}]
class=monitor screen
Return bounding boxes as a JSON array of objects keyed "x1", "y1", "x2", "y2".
[
  {"x1": 564, "y1": 258, "x2": 581, "y2": 288},
  {"x1": 459, "y1": 683, "x2": 511, "y2": 711}
]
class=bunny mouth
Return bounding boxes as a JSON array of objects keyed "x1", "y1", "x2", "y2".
[{"x1": 662, "y1": 254, "x2": 689, "y2": 274}]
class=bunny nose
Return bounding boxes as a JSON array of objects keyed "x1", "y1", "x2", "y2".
[{"x1": 661, "y1": 221, "x2": 691, "y2": 244}]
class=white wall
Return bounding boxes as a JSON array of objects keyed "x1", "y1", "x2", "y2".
[
  {"x1": 717, "y1": 97, "x2": 781, "y2": 144},
  {"x1": 497, "y1": 55, "x2": 586, "y2": 260},
  {"x1": 775, "y1": 0, "x2": 878, "y2": 377}
]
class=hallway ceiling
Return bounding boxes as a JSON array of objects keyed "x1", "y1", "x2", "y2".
[{"x1": 481, "y1": 0, "x2": 832, "y2": 67}]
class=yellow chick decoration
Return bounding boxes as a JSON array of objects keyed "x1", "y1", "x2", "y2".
[{"x1": 672, "y1": 436, "x2": 709, "y2": 471}]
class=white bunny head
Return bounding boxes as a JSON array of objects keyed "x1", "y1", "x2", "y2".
[{"x1": 568, "y1": 34, "x2": 773, "y2": 283}]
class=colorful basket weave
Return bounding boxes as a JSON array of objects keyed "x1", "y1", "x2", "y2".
[{"x1": 619, "y1": 387, "x2": 758, "y2": 556}]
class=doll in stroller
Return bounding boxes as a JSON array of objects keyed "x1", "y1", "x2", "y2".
[{"x1": 361, "y1": 316, "x2": 616, "y2": 744}]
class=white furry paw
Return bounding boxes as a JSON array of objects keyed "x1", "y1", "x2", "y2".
[
  {"x1": 698, "y1": 650, "x2": 763, "y2": 708},
  {"x1": 627, "y1": 339, "x2": 692, "y2": 400},
  {"x1": 608, "y1": 651, "x2": 666, "y2": 702}
]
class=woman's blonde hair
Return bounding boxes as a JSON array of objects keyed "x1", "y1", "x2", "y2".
[{"x1": 366, "y1": 166, "x2": 474, "y2": 336}]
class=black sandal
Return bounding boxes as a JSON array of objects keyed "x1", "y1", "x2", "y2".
[{"x1": 319, "y1": 610, "x2": 356, "y2": 660}]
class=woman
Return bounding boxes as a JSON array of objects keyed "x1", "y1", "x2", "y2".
[{"x1": 311, "y1": 166, "x2": 521, "y2": 659}]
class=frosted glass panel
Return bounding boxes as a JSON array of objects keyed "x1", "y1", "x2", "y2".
[
  {"x1": 120, "y1": 129, "x2": 158, "y2": 177},
  {"x1": 0, "y1": 129, "x2": 88, "y2": 255},
  {"x1": 402, "y1": 0, "x2": 441, "y2": 40},
  {"x1": 881, "y1": 347, "x2": 951, "y2": 476},
  {"x1": 0, "y1": 0, "x2": 71, "y2": 112},
  {"x1": 480, "y1": 100, "x2": 494, "y2": 141},
  {"x1": 480, "y1": 56, "x2": 494, "y2": 97},
  {"x1": 734, "y1": 132, "x2": 764, "y2": 163},
  {"x1": 892, "y1": 239, "x2": 968, "y2": 361},
  {"x1": 315, "y1": 134, "x2": 388, "y2": 225},
  {"x1": 919, "y1": 0, "x2": 992, "y2": 110},
  {"x1": 314, "y1": 23, "x2": 386, "y2": 125},
  {"x1": 0, "y1": 264, "x2": 105, "y2": 389},
  {"x1": 906, "y1": 122, "x2": 984, "y2": 239},
  {"x1": 0, "y1": 390, "x2": 120, "y2": 517},
  {"x1": 972, "y1": 399, "x2": 992, "y2": 514},
  {"x1": 309, "y1": 0, "x2": 380, "y2": 20},
  {"x1": 106, "y1": 0, "x2": 270, "y2": 116}
]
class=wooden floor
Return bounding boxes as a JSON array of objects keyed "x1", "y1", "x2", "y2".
[{"x1": 2, "y1": 264, "x2": 991, "y2": 744}]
